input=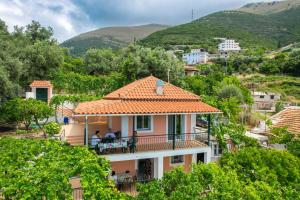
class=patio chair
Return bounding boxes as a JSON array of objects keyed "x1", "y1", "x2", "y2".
[{"x1": 115, "y1": 131, "x2": 121, "y2": 140}]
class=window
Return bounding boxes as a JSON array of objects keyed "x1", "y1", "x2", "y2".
[
  {"x1": 259, "y1": 95, "x2": 264, "y2": 99},
  {"x1": 136, "y1": 116, "x2": 151, "y2": 131},
  {"x1": 214, "y1": 144, "x2": 218, "y2": 156},
  {"x1": 213, "y1": 143, "x2": 222, "y2": 156},
  {"x1": 170, "y1": 155, "x2": 184, "y2": 165},
  {"x1": 270, "y1": 95, "x2": 275, "y2": 100}
]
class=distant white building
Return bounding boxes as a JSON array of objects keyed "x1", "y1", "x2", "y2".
[
  {"x1": 218, "y1": 39, "x2": 241, "y2": 52},
  {"x1": 182, "y1": 49, "x2": 209, "y2": 65}
]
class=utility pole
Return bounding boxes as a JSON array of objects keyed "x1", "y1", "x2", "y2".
[{"x1": 191, "y1": 9, "x2": 194, "y2": 21}]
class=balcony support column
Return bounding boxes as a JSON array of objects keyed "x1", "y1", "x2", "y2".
[
  {"x1": 84, "y1": 115, "x2": 88, "y2": 147},
  {"x1": 207, "y1": 114, "x2": 211, "y2": 146},
  {"x1": 157, "y1": 156, "x2": 164, "y2": 179}
]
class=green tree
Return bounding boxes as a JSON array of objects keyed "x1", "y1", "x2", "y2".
[
  {"x1": 0, "y1": 98, "x2": 53, "y2": 133},
  {"x1": 283, "y1": 50, "x2": 300, "y2": 76},
  {"x1": 117, "y1": 45, "x2": 184, "y2": 83},
  {"x1": 25, "y1": 20, "x2": 54, "y2": 43},
  {"x1": 20, "y1": 40, "x2": 64, "y2": 85},
  {"x1": 0, "y1": 137, "x2": 126, "y2": 199},
  {"x1": 84, "y1": 48, "x2": 116, "y2": 75}
]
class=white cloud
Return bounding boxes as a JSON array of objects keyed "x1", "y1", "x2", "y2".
[{"x1": 0, "y1": 0, "x2": 95, "y2": 42}]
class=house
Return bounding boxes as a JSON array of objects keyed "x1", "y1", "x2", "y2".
[
  {"x1": 64, "y1": 76, "x2": 221, "y2": 180},
  {"x1": 251, "y1": 91, "x2": 281, "y2": 111},
  {"x1": 184, "y1": 65, "x2": 199, "y2": 76},
  {"x1": 209, "y1": 52, "x2": 229, "y2": 60},
  {"x1": 218, "y1": 39, "x2": 241, "y2": 52},
  {"x1": 182, "y1": 49, "x2": 209, "y2": 65},
  {"x1": 26, "y1": 80, "x2": 53, "y2": 103},
  {"x1": 269, "y1": 106, "x2": 300, "y2": 135}
]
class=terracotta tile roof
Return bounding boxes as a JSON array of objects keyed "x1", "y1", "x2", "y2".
[
  {"x1": 75, "y1": 100, "x2": 220, "y2": 115},
  {"x1": 30, "y1": 80, "x2": 52, "y2": 87},
  {"x1": 105, "y1": 76, "x2": 199, "y2": 100},
  {"x1": 75, "y1": 76, "x2": 221, "y2": 115},
  {"x1": 269, "y1": 107, "x2": 300, "y2": 135},
  {"x1": 184, "y1": 65, "x2": 199, "y2": 72}
]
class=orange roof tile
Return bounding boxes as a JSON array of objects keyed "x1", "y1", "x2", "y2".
[
  {"x1": 75, "y1": 76, "x2": 221, "y2": 115},
  {"x1": 104, "y1": 76, "x2": 199, "y2": 100},
  {"x1": 30, "y1": 80, "x2": 52, "y2": 88},
  {"x1": 75, "y1": 100, "x2": 220, "y2": 115},
  {"x1": 270, "y1": 107, "x2": 300, "y2": 135}
]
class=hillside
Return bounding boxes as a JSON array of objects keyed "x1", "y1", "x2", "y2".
[
  {"x1": 238, "y1": 0, "x2": 300, "y2": 15},
  {"x1": 61, "y1": 24, "x2": 168, "y2": 56},
  {"x1": 140, "y1": 6, "x2": 300, "y2": 51}
]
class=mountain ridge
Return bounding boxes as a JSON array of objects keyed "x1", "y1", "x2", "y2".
[
  {"x1": 61, "y1": 24, "x2": 169, "y2": 56},
  {"x1": 140, "y1": 4, "x2": 300, "y2": 51}
]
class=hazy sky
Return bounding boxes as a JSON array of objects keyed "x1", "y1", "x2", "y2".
[{"x1": 0, "y1": 0, "x2": 276, "y2": 42}]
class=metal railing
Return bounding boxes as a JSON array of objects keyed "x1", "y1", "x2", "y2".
[{"x1": 86, "y1": 132, "x2": 209, "y2": 154}]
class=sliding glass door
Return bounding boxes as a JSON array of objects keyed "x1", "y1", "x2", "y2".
[{"x1": 168, "y1": 115, "x2": 185, "y2": 141}]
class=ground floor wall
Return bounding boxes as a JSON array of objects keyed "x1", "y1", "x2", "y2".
[
  {"x1": 110, "y1": 153, "x2": 196, "y2": 179},
  {"x1": 110, "y1": 160, "x2": 136, "y2": 176},
  {"x1": 163, "y1": 154, "x2": 193, "y2": 173}
]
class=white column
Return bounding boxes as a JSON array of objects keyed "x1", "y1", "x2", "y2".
[
  {"x1": 191, "y1": 114, "x2": 196, "y2": 133},
  {"x1": 153, "y1": 158, "x2": 158, "y2": 178},
  {"x1": 192, "y1": 153, "x2": 197, "y2": 164},
  {"x1": 204, "y1": 150, "x2": 211, "y2": 163},
  {"x1": 157, "y1": 156, "x2": 164, "y2": 179},
  {"x1": 121, "y1": 116, "x2": 128, "y2": 138}
]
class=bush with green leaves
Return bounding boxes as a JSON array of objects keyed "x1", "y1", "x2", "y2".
[
  {"x1": 44, "y1": 122, "x2": 61, "y2": 136},
  {"x1": 0, "y1": 137, "x2": 127, "y2": 199},
  {"x1": 137, "y1": 148, "x2": 300, "y2": 200}
]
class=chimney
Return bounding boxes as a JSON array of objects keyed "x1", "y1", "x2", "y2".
[{"x1": 156, "y1": 80, "x2": 164, "y2": 95}]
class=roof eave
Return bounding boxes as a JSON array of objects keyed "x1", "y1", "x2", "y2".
[{"x1": 73, "y1": 111, "x2": 222, "y2": 117}]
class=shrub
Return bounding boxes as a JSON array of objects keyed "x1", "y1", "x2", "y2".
[{"x1": 44, "y1": 122, "x2": 61, "y2": 136}]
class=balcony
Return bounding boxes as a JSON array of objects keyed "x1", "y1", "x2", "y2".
[{"x1": 84, "y1": 131, "x2": 209, "y2": 155}]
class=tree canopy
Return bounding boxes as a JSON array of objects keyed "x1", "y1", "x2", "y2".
[
  {"x1": 137, "y1": 148, "x2": 300, "y2": 200},
  {"x1": 0, "y1": 137, "x2": 126, "y2": 199}
]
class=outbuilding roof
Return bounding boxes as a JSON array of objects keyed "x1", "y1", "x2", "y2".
[
  {"x1": 75, "y1": 76, "x2": 221, "y2": 115},
  {"x1": 29, "y1": 80, "x2": 52, "y2": 88}
]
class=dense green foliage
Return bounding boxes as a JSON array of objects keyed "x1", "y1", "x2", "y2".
[
  {"x1": 269, "y1": 127, "x2": 300, "y2": 158},
  {"x1": 141, "y1": 7, "x2": 300, "y2": 51},
  {"x1": 52, "y1": 45, "x2": 184, "y2": 96},
  {"x1": 44, "y1": 122, "x2": 61, "y2": 136},
  {"x1": 182, "y1": 68, "x2": 252, "y2": 122},
  {"x1": 137, "y1": 148, "x2": 300, "y2": 199},
  {"x1": 0, "y1": 137, "x2": 126, "y2": 199},
  {"x1": 0, "y1": 19, "x2": 63, "y2": 103},
  {"x1": 0, "y1": 98, "x2": 53, "y2": 132}
]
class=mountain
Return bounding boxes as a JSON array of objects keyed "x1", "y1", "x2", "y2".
[
  {"x1": 140, "y1": 3, "x2": 300, "y2": 51},
  {"x1": 61, "y1": 24, "x2": 169, "y2": 56},
  {"x1": 238, "y1": 0, "x2": 300, "y2": 15}
]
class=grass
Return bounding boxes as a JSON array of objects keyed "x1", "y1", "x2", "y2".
[{"x1": 240, "y1": 74, "x2": 300, "y2": 103}]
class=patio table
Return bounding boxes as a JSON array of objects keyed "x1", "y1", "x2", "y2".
[{"x1": 98, "y1": 139, "x2": 128, "y2": 153}]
